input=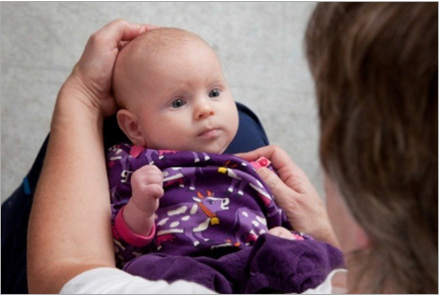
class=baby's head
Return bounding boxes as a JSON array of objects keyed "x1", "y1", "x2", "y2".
[{"x1": 113, "y1": 28, "x2": 238, "y2": 154}]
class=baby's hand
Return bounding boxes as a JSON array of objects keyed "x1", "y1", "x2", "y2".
[
  {"x1": 122, "y1": 165, "x2": 164, "y2": 236},
  {"x1": 130, "y1": 165, "x2": 164, "y2": 216},
  {"x1": 268, "y1": 227, "x2": 297, "y2": 240}
]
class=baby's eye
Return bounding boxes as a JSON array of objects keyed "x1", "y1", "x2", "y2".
[
  {"x1": 170, "y1": 99, "x2": 186, "y2": 108},
  {"x1": 209, "y1": 89, "x2": 221, "y2": 98}
]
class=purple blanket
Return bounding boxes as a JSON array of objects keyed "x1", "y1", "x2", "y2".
[{"x1": 107, "y1": 144, "x2": 344, "y2": 293}]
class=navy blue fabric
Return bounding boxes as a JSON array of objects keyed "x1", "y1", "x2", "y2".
[
  {"x1": 1, "y1": 102, "x2": 269, "y2": 294},
  {"x1": 2, "y1": 136, "x2": 49, "y2": 294},
  {"x1": 225, "y1": 102, "x2": 269, "y2": 154}
]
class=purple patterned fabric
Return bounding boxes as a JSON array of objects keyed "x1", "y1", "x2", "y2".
[
  {"x1": 107, "y1": 144, "x2": 290, "y2": 264},
  {"x1": 107, "y1": 143, "x2": 345, "y2": 293}
]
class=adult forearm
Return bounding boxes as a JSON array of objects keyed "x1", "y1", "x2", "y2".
[
  {"x1": 27, "y1": 81, "x2": 115, "y2": 293},
  {"x1": 27, "y1": 20, "x2": 158, "y2": 293}
]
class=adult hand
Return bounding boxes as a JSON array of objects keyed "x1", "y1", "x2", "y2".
[
  {"x1": 61, "y1": 19, "x2": 158, "y2": 117},
  {"x1": 238, "y1": 145, "x2": 340, "y2": 248}
]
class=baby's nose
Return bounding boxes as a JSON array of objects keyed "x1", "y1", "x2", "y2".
[{"x1": 195, "y1": 104, "x2": 215, "y2": 120}]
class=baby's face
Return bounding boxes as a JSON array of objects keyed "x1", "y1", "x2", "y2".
[{"x1": 128, "y1": 40, "x2": 238, "y2": 154}]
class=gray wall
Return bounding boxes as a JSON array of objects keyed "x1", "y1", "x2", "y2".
[{"x1": 1, "y1": 2, "x2": 323, "y2": 203}]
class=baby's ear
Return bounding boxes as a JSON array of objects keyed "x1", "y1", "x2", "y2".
[{"x1": 116, "y1": 109, "x2": 146, "y2": 146}]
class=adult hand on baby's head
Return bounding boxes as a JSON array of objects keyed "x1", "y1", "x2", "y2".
[
  {"x1": 238, "y1": 145, "x2": 340, "y2": 248},
  {"x1": 63, "y1": 19, "x2": 158, "y2": 117}
]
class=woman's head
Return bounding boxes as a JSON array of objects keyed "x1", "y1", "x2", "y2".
[{"x1": 306, "y1": 3, "x2": 437, "y2": 293}]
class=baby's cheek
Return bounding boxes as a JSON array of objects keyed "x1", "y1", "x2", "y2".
[{"x1": 226, "y1": 108, "x2": 239, "y2": 138}]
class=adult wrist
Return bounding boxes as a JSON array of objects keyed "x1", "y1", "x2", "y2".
[
  {"x1": 313, "y1": 218, "x2": 341, "y2": 249},
  {"x1": 58, "y1": 74, "x2": 104, "y2": 116}
]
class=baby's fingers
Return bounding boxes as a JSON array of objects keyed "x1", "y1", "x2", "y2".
[
  {"x1": 133, "y1": 165, "x2": 164, "y2": 185},
  {"x1": 268, "y1": 227, "x2": 296, "y2": 240},
  {"x1": 131, "y1": 183, "x2": 164, "y2": 215},
  {"x1": 143, "y1": 184, "x2": 164, "y2": 200}
]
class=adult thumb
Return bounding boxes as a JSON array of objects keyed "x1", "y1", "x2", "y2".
[{"x1": 257, "y1": 167, "x2": 291, "y2": 202}]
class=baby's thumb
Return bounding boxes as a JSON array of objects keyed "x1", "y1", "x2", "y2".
[{"x1": 257, "y1": 167, "x2": 289, "y2": 201}]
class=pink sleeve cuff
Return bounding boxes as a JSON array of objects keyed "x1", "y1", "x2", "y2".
[{"x1": 114, "y1": 206, "x2": 156, "y2": 247}]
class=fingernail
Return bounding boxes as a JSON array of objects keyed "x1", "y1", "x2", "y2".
[{"x1": 138, "y1": 25, "x2": 147, "y2": 34}]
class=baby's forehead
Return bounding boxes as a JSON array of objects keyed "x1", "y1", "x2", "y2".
[
  {"x1": 118, "y1": 28, "x2": 223, "y2": 96},
  {"x1": 133, "y1": 28, "x2": 208, "y2": 54},
  {"x1": 128, "y1": 29, "x2": 219, "y2": 71}
]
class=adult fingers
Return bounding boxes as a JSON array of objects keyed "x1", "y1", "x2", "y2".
[
  {"x1": 81, "y1": 20, "x2": 159, "y2": 68},
  {"x1": 59, "y1": 21, "x2": 160, "y2": 119},
  {"x1": 93, "y1": 19, "x2": 158, "y2": 46},
  {"x1": 257, "y1": 167, "x2": 297, "y2": 214},
  {"x1": 237, "y1": 144, "x2": 289, "y2": 162},
  {"x1": 237, "y1": 145, "x2": 303, "y2": 176},
  {"x1": 238, "y1": 145, "x2": 311, "y2": 194}
]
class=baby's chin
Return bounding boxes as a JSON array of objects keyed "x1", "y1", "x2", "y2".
[
  {"x1": 189, "y1": 146, "x2": 226, "y2": 155},
  {"x1": 186, "y1": 141, "x2": 231, "y2": 155},
  {"x1": 151, "y1": 137, "x2": 234, "y2": 154}
]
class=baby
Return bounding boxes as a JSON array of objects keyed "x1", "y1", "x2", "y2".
[{"x1": 107, "y1": 28, "x2": 342, "y2": 293}]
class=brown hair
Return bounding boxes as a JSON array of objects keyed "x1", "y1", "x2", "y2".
[{"x1": 306, "y1": 3, "x2": 437, "y2": 293}]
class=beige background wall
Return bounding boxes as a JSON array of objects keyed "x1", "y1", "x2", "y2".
[{"x1": 1, "y1": 2, "x2": 323, "y2": 203}]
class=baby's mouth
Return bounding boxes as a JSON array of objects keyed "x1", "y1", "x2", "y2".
[{"x1": 198, "y1": 128, "x2": 220, "y2": 139}]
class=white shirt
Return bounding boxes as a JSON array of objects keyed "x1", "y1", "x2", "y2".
[
  {"x1": 60, "y1": 267, "x2": 347, "y2": 294},
  {"x1": 60, "y1": 268, "x2": 215, "y2": 294}
]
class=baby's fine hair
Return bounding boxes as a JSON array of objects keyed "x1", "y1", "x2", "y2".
[
  {"x1": 113, "y1": 28, "x2": 211, "y2": 108},
  {"x1": 125, "y1": 27, "x2": 208, "y2": 60}
]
